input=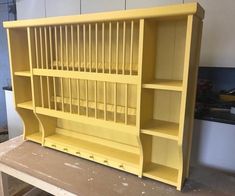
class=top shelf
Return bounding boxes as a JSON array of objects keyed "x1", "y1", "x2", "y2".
[
  {"x1": 142, "y1": 79, "x2": 183, "y2": 91},
  {"x1": 14, "y1": 71, "x2": 31, "y2": 77}
]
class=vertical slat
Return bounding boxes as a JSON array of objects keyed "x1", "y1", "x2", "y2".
[
  {"x1": 39, "y1": 28, "x2": 45, "y2": 107},
  {"x1": 116, "y1": 22, "x2": 119, "y2": 74},
  {"x1": 77, "y1": 79, "x2": 80, "y2": 114},
  {"x1": 95, "y1": 81, "x2": 97, "y2": 118},
  {"x1": 71, "y1": 25, "x2": 75, "y2": 71},
  {"x1": 83, "y1": 24, "x2": 86, "y2": 71},
  {"x1": 95, "y1": 23, "x2": 98, "y2": 72},
  {"x1": 44, "y1": 27, "x2": 48, "y2": 69},
  {"x1": 44, "y1": 27, "x2": 51, "y2": 109},
  {"x1": 89, "y1": 24, "x2": 92, "y2": 72},
  {"x1": 34, "y1": 28, "x2": 39, "y2": 69},
  {"x1": 40, "y1": 76, "x2": 44, "y2": 108},
  {"x1": 122, "y1": 21, "x2": 126, "y2": 75},
  {"x1": 104, "y1": 81, "x2": 106, "y2": 120},
  {"x1": 39, "y1": 27, "x2": 44, "y2": 69},
  {"x1": 86, "y1": 80, "x2": 88, "y2": 116},
  {"x1": 49, "y1": 26, "x2": 53, "y2": 70},
  {"x1": 125, "y1": 84, "x2": 128, "y2": 124},
  {"x1": 77, "y1": 25, "x2": 80, "y2": 71},
  {"x1": 102, "y1": 23, "x2": 105, "y2": 73},
  {"x1": 69, "y1": 78, "x2": 72, "y2": 113},
  {"x1": 65, "y1": 25, "x2": 69, "y2": 70},
  {"x1": 54, "y1": 26, "x2": 58, "y2": 70},
  {"x1": 130, "y1": 20, "x2": 134, "y2": 75},
  {"x1": 60, "y1": 26, "x2": 64, "y2": 70},
  {"x1": 53, "y1": 77, "x2": 57, "y2": 110},
  {"x1": 108, "y1": 22, "x2": 112, "y2": 73},
  {"x1": 61, "y1": 78, "x2": 64, "y2": 111},
  {"x1": 114, "y1": 83, "x2": 117, "y2": 122}
]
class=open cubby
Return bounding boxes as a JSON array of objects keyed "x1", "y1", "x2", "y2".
[
  {"x1": 142, "y1": 18, "x2": 187, "y2": 91},
  {"x1": 142, "y1": 135, "x2": 179, "y2": 186},
  {"x1": 4, "y1": 3, "x2": 204, "y2": 190}
]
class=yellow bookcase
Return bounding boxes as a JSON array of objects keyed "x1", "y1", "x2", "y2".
[{"x1": 4, "y1": 3, "x2": 204, "y2": 190}]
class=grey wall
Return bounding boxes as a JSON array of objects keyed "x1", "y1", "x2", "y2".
[{"x1": 0, "y1": 4, "x2": 13, "y2": 128}]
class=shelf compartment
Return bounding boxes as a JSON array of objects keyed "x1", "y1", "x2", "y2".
[
  {"x1": 14, "y1": 71, "x2": 31, "y2": 77},
  {"x1": 26, "y1": 132, "x2": 42, "y2": 144},
  {"x1": 141, "y1": 119, "x2": 179, "y2": 140},
  {"x1": 44, "y1": 132, "x2": 139, "y2": 174},
  {"x1": 17, "y1": 101, "x2": 33, "y2": 110},
  {"x1": 36, "y1": 107, "x2": 138, "y2": 135},
  {"x1": 142, "y1": 79, "x2": 182, "y2": 91},
  {"x1": 143, "y1": 162, "x2": 178, "y2": 186},
  {"x1": 31, "y1": 21, "x2": 140, "y2": 76}
]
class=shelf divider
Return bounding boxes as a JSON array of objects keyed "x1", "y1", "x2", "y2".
[
  {"x1": 17, "y1": 100, "x2": 33, "y2": 110},
  {"x1": 14, "y1": 71, "x2": 31, "y2": 77},
  {"x1": 141, "y1": 119, "x2": 179, "y2": 140},
  {"x1": 142, "y1": 79, "x2": 183, "y2": 91}
]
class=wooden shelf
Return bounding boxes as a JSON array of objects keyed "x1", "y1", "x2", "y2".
[
  {"x1": 14, "y1": 71, "x2": 31, "y2": 77},
  {"x1": 142, "y1": 79, "x2": 183, "y2": 91},
  {"x1": 17, "y1": 101, "x2": 33, "y2": 110},
  {"x1": 141, "y1": 120, "x2": 179, "y2": 140},
  {"x1": 44, "y1": 132, "x2": 139, "y2": 167},
  {"x1": 143, "y1": 163, "x2": 178, "y2": 186},
  {"x1": 26, "y1": 132, "x2": 42, "y2": 144}
]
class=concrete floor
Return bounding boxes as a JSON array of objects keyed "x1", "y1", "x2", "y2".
[{"x1": 7, "y1": 166, "x2": 235, "y2": 196}]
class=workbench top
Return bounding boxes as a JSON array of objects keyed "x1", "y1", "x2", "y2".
[{"x1": 0, "y1": 137, "x2": 174, "y2": 195}]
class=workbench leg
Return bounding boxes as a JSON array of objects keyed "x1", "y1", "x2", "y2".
[{"x1": 0, "y1": 172, "x2": 9, "y2": 196}]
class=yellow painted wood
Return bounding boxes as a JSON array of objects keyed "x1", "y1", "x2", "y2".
[
  {"x1": 142, "y1": 79, "x2": 183, "y2": 91},
  {"x1": 141, "y1": 119, "x2": 179, "y2": 141},
  {"x1": 17, "y1": 101, "x2": 33, "y2": 110},
  {"x1": 26, "y1": 132, "x2": 42, "y2": 144},
  {"x1": 14, "y1": 71, "x2": 31, "y2": 77},
  {"x1": 4, "y1": 3, "x2": 204, "y2": 191}
]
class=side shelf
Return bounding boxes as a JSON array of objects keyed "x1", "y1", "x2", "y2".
[{"x1": 141, "y1": 119, "x2": 179, "y2": 140}]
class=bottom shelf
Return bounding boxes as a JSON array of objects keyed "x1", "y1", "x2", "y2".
[
  {"x1": 44, "y1": 132, "x2": 139, "y2": 174},
  {"x1": 143, "y1": 162, "x2": 178, "y2": 186},
  {"x1": 25, "y1": 132, "x2": 42, "y2": 144}
]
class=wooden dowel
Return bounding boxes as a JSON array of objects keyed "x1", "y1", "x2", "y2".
[
  {"x1": 125, "y1": 84, "x2": 128, "y2": 124},
  {"x1": 65, "y1": 25, "x2": 69, "y2": 70},
  {"x1": 40, "y1": 76, "x2": 44, "y2": 108},
  {"x1": 95, "y1": 81, "x2": 97, "y2": 118},
  {"x1": 39, "y1": 27, "x2": 44, "y2": 69},
  {"x1": 77, "y1": 25, "x2": 80, "y2": 71},
  {"x1": 95, "y1": 23, "x2": 98, "y2": 72},
  {"x1": 130, "y1": 21, "x2": 134, "y2": 75},
  {"x1": 77, "y1": 79, "x2": 80, "y2": 114},
  {"x1": 86, "y1": 80, "x2": 88, "y2": 116},
  {"x1": 116, "y1": 22, "x2": 119, "y2": 74},
  {"x1": 83, "y1": 24, "x2": 86, "y2": 71},
  {"x1": 102, "y1": 23, "x2": 105, "y2": 73},
  {"x1": 69, "y1": 78, "x2": 72, "y2": 113},
  {"x1": 71, "y1": 25, "x2": 75, "y2": 71},
  {"x1": 60, "y1": 26, "x2": 63, "y2": 70},
  {"x1": 34, "y1": 28, "x2": 39, "y2": 69},
  {"x1": 47, "y1": 77, "x2": 51, "y2": 109},
  {"x1": 89, "y1": 24, "x2": 92, "y2": 72},
  {"x1": 54, "y1": 26, "x2": 58, "y2": 70},
  {"x1": 114, "y1": 82, "x2": 117, "y2": 122},
  {"x1": 53, "y1": 77, "x2": 57, "y2": 110},
  {"x1": 49, "y1": 27, "x2": 53, "y2": 70},
  {"x1": 122, "y1": 21, "x2": 126, "y2": 75},
  {"x1": 104, "y1": 81, "x2": 106, "y2": 120},
  {"x1": 44, "y1": 27, "x2": 48, "y2": 69},
  {"x1": 109, "y1": 22, "x2": 112, "y2": 73},
  {"x1": 61, "y1": 78, "x2": 64, "y2": 111}
]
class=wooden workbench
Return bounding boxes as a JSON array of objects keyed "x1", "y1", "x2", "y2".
[{"x1": 0, "y1": 136, "x2": 175, "y2": 196}]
